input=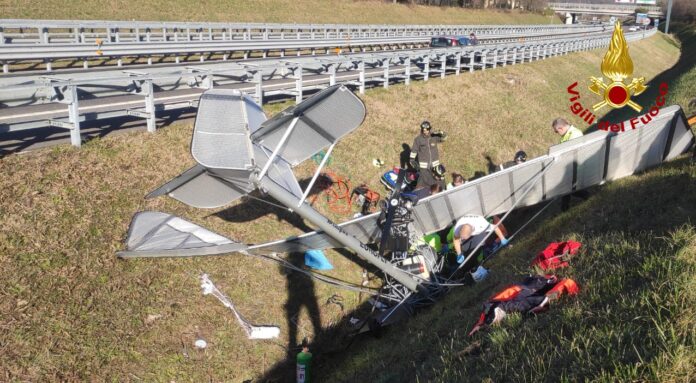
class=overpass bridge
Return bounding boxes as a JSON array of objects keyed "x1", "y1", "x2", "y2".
[{"x1": 548, "y1": 3, "x2": 664, "y2": 18}]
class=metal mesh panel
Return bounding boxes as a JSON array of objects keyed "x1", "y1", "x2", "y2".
[
  {"x1": 543, "y1": 151, "x2": 574, "y2": 198},
  {"x1": 252, "y1": 85, "x2": 366, "y2": 166},
  {"x1": 511, "y1": 159, "x2": 547, "y2": 207},
  {"x1": 667, "y1": 114, "x2": 695, "y2": 160},
  {"x1": 606, "y1": 125, "x2": 644, "y2": 181},
  {"x1": 575, "y1": 137, "x2": 607, "y2": 190},
  {"x1": 412, "y1": 183, "x2": 482, "y2": 234},
  {"x1": 479, "y1": 170, "x2": 514, "y2": 216},
  {"x1": 634, "y1": 116, "x2": 672, "y2": 173},
  {"x1": 191, "y1": 90, "x2": 254, "y2": 170}
]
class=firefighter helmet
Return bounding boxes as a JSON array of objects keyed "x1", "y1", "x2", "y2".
[
  {"x1": 432, "y1": 164, "x2": 446, "y2": 179},
  {"x1": 420, "y1": 120, "x2": 432, "y2": 132}
]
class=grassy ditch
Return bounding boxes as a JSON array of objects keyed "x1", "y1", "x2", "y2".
[
  {"x1": 2, "y1": 0, "x2": 559, "y2": 25},
  {"x1": 320, "y1": 157, "x2": 696, "y2": 383},
  {"x1": 0, "y1": 29, "x2": 692, "y2": 381}
]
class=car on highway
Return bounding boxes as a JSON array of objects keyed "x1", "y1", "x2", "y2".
[{"x1": 430, "y1": 36, "x2": 474, "y2": 48}]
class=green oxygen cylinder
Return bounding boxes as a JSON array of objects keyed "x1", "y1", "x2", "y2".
[{"x1": 296, "y1": 346, "x2": 312, "y2": 383}]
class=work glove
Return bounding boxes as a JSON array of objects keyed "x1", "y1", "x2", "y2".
[
  {"x1": 456, "y1": 253, "x2": 465, "y2": 264},
  {"x1": 409, "y1": 158, "x2": 419, "y2": 169},
  {"x1": 500, "y1": 238, "x2": 510, "y2": 247}
]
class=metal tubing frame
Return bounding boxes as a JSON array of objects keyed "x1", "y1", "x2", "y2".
[
  {"x1": 256, "y1": 116, "x2": 300, "y2": 181},
  {"x1": 297, "y1": 142, "x2": 335, "y2": 207},
  {"x1": 255, "y1": 175, "x2": 422, "y2": 292}
]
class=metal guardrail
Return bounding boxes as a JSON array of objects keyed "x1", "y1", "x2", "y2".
[
  {"x1": 0, "y1": 28, "x2": 603, "y2": 62},
  {"x1": 548, "y1": 2, "x2": 664, "y2": 16},
  {"x1": 0, "y1": 22, "x2": 603, "y2": 73},
  {"x1": 0, "y1": 29, "x2": 608, "y2": 105},
  {"x1": 0, "y1": 29, "x2": 656, "y2": 147},
  {"x1": 0, "y1": 19, "x2": 593, "y2": 45}
]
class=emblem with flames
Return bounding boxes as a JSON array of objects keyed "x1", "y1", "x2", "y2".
[{"x1": 588, "y1": 22, "x2": 647, "y2": 112}]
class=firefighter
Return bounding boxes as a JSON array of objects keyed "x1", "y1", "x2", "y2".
[{"x1": 409, "y1": 121, "x2": 447, "y2": 189}]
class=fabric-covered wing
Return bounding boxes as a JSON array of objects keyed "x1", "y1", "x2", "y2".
[
  {"x1": 118, "y1": 212, "x2": 247, "y2": 258},
  {"x1": 191, "y1": 90, "x2": 262, "y2": 170},
  {"x1": 250, "y1": 105, "x2": 694, "y2": 253},
  {"x1": 251, "y1": 85, "x2": 366, "y2": 167},
  {"x1": 146, "y1": 165, "x2": 252, "y2": 209}
]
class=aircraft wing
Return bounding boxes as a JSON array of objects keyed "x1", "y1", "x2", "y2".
[
  {"x1": 251, "y1": 105, "x2": 694, "y2": 253},
  {"x1": 117, "y1": 211, "x2": 247, "y2": 258},
  {"x1": 251, "y1": 84, "x2": 366, "y2": 167}
]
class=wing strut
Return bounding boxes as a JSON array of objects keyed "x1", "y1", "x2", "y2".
[{"x1": 253, "y1": 174, "x2": 424, "y2": 293}]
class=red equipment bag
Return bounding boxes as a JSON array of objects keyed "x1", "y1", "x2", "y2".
[{"x1": 531, "y1": 241, "x2": 581, "y2": 271}]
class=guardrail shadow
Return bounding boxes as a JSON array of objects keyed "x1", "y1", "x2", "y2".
[{"x1": 0, "y1": 108, "x2": 195, "y2": 157}]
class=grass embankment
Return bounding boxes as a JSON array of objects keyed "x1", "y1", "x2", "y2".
[
  {"x1": 320, "y1": 27, "x2": 696, "y2": 382},
  {"x1": 323, "y1": 160, "x2": 696, "y2": 383},
  {"x1": 0, "y1": 29, "x2": 691, "y2": 382},
  {"x1": 1, "y1": 0, "x2": 558, "y2": 24}
]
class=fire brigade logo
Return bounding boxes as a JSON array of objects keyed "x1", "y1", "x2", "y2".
[{"x1": 588, "y1": 21, "x2": 647, "y2": 112}]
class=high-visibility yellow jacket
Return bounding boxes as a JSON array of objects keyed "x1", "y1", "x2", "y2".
[{"x1": 561, "y1": 126, "x2": 584, "y2": 143}]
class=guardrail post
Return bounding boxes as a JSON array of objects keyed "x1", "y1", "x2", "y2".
[
  {"x1": 455, "y1": 52, "x2": 462, "y2": 75},
  {"x1": 492, "y1": 49, "x2": 498, "y2": 68},
  {"x1": 328, "y1": 64, "x2": 336, "y2": 86},
  {"x1": 254, "y1": 71, "x2": 263, "y2": 104},
  {"x1": 383, "y1": 60, "x2": 390, "y2": 88},
  {"x1": 295, "y1": 65, "x2": 303, "y2": 103},
  {"x1": 501, "y1": 49, "x2": 507, "y2": 67},
  {"x1": 358, "y1": 61, "x2": 365, "y2": 94},
  {"x1": 41, "y1": 27, "x2": 49, "y2": 44},
  {"x1": 404, "y1": 57, "x2": 411, "y2": 85},
  {"x1": 0, "y1": 27, "x2": 4, "y2": 45},
  {"x1": 423, "y1": 56, "x2": 430, "y2": 81},
  {"x1": 67, "y1": 85, "x2": 82, "y2": 147},
  {"x1": 440, "y1": 54, "x2": 447, "y2": 78},
  {"x1": 144, "y1": 79, "x2": 156, "y2": 133},
  {"x1": 481, "y1": 50, "x2": 487, "y2": 71},
  {"x1": 512, "y1": 48, "x2": 517, "y2": 66}
]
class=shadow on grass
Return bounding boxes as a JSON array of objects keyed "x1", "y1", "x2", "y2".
[
  {"x1": 284, "y1": 157, "x2": 694, "y2": 383},
  {"x1": 0, "y1": 108, "x2": 196, "y2": 156}
]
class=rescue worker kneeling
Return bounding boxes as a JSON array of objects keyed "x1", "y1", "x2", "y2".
[{"x1": 448, "y1": 215, "x2": 509, "y2": 267}]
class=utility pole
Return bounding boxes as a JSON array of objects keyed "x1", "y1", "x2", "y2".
[{"x1": 665, "y1": 0, "x2": 673, "y2": 34}]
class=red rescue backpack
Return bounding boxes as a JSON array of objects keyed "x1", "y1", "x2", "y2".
[{"x1": 531, "y1": 241, "x2": 581, "y2": 271}]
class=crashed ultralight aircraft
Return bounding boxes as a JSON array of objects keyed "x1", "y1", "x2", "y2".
[{"x1": 118, "y1": 84, "x2": 695, "y2": 327}]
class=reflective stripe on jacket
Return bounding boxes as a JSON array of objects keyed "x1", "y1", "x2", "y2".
[{"x1": 411, "y1": 134, "x2": 444, "y2": 168}]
